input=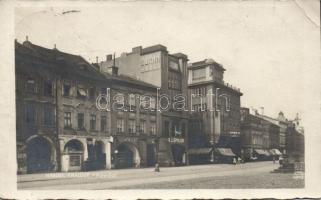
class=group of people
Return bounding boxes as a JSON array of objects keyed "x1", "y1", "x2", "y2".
[{"x1": 232, "y1": 157, "x2": 243, "y2": 165}]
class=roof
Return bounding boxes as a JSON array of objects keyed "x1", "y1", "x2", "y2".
[
  {"x1": 188, "y1": 79, "x2": 242, "y2": 95},
  {"x1": 141, "y1": 44, "x2": 167, "y2": 55},
  {"x1": 15, "y1": 40, "x2": 157, "y2": 90},
  {"x1": 15, "y1": 40, "x2": 106, "y2": 81},
  {"x1": 101, "y1": 72, "x2": 157, "y2": 90},
  {"x1": 171, "y1": 53, "x2": 188, "y2": 60},
  {"x1": 189, "y1": 59, "x2": 226, "y2": 71}
]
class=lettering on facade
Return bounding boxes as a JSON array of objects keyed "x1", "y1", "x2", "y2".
[
  {"x1": 168, "y1": 137, "x2": 185, "y2": 144},
  {"x1": 140, "y1": 52, "x2": 161, "y2": 72}
]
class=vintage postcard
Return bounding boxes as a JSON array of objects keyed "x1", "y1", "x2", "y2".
[{"x1": 0, "y1": 0, "x2": 320, "y2": 199}]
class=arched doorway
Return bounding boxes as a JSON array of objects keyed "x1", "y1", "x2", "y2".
[
  {"x1": 64, "y1": 139, "x2": 84, "y2": 171},
  {"x1": 171, "y1": 144, "x2": 185, "y2": 166},
  {"x1": 26, "y1": 136, "x2": 54, "y2": 173},
  {"x1": 115, "y1": 143, "x2": 140, "y2": 169}
]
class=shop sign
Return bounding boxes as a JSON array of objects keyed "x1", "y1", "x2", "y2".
[{"x1": 168, "y1": 137, "x2": 184, "y2": 144}]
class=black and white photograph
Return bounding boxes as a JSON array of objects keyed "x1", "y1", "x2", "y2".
[{"x1": 0, "y1": 0, "x2": 320, "y2": 199}]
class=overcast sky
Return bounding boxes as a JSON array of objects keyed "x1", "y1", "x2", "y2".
[{"x1": 15, "y1": 0, "x2": 320, "y2": 125}]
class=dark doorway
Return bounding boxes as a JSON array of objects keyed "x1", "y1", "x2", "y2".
[
  {"x1": 94, "y1": 141, "x2": 106, "y2": 170},
  {"x1": 116, "y1": 144, "x2": 134, "y2": 169},
  {"x1": 146, "y1": 144, "x2": 156, "y2": 167},
  {"x1": 171, "y1": 144, "x2": 185, "y2": 166},
  {"x1": 26, "y1": 137, "x2": 53, "y2": 173}
]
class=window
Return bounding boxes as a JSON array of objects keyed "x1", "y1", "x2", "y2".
[
  {"x1": 100, "y1": 87, "x2": 107, "y2": 95},
  {"x1": 101, "y1": 115, "x2": 107, "y2": 132},
  {"x1": 150, "y1": 97, "x2": 156, "y2": 109},
  {"x1": 90, "y1": 114, "x2": 96, "y2": 130},
  {"x1": 140, "y1": 120, "x2": 146, "y2": 134},
  {"x1": 44, "y1": 80, "x2": 53, "y2": 96},
  {"x1": 25, "y1": 103, "x2": 36, "y2": 124},
  {"x1": 129, "y1": 94, "x2": 136, "y2": 107},
  {"x1": 150, "y1": 122, "x2": 156, "y2": 135},
  {"x1": 128, "y1": 120, "x2": 136, "y2": 134},
  {"x1": 164, "y1": 121, "x2": 170, "y2": 137},
  {"x1": 116, "y1": 119, "x2": 124, "y2": 133},
  {"x1": 77, "y1": 85, "x2": 87, "y2": 99},
  {"x1": 64, "y1": 112, "x2": 71, "y2": 128},
  {"x1": 43, "y1": 105, "x2": 54, "y2": 126},
  {"x1": 77, "y1": 113, "x2": 84, "y2": 130},
  {"x1": 89, "y1": 87, "x2": 95, "y2": 100},
  {"x1": 192, "y1": 68, "x2": 206, "y2": 80},
  {"x1": 26, "y1": 77, "x2": 37, "y2": 93},
  {"x1": 63, "y1": 81, "x2": 71, "y2": 97}
]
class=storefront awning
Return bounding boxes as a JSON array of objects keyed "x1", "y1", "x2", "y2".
[
  {"x1": 271, "y1": 149, "x2": 282, "y2": 156},
  {"x1": 263, "y1": 150, "x2": 271, "y2": 156},
  {"x1": 254, "y1": 149, "x2": 266, "y2": 155},
  {"x1": 216, "y1": 148, "x2": 235, "y2": 157},
  {"x1": 269, "y1": 149, "x2": 276, "y2": 156},
  {"x1": 188, "y1": 148, "x2": 212, "y2": 155}
]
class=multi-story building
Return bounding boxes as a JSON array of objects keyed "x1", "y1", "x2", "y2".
[
  {"x1": 187, "y1": 59, "x2": 242, "y2": 163},
  {"x1": 99, "y1": 45, "x2": 189, "y2": 166},
  {"x1": 16, "y1": 39, "x2": 160, "y2": 173},
  {"x1": 257, "y1": 111, "x2": 288, "y2": 154},
  {"x1": 240, "y1": 108, "x2": 273, "y2": 161}
]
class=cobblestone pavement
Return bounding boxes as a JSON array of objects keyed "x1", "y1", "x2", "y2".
[{"x1": 18, "y1": 161, "x2": 304, "y2": 189}]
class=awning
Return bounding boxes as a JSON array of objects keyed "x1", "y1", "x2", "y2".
[
  {"x1": 263, "y1": 150, "x2": 271, "y2": 156},
  {"x1": 271, "y1": 149, "x2": 282, "y2": 156},
  {"x1": 254, "y1": 149, "x2": 266, "y2": 155},
  {"x1": 188, "y1": 148, "x2": 212, "y2": 155},
  {"x1": 216, "y1": 148, "x2": 235, "y2": 157},
  {"x1": 78, "y1": 88, "x2": 87, "y2": 96},
  {"x1": 269, "y1": 149, "x2": 276, "y2": 156}
]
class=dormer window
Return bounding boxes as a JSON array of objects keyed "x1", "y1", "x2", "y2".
[
  {"x1": 63, "y1": 81, "x2": 71, "y2": 97},
  {"x1": 77, "y1": 85, "x2": 87, "y2": 99}
]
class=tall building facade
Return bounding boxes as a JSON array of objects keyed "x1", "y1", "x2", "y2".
[
  {"x1": 187, "y1": 59, "x2": 242, "y2": 163},
  {"x1": 99, "y1": 45, "x2": 189, "y2": 166},
  {"x1": 16, "y1": 39, "x2": 161, "y2": 173}
]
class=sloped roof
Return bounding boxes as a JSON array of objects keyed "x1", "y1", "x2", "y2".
[
  {"x1": 15, "y1": 41, "x2": 106, "y2": 81},
  {"x1": 15, "y1": 40, "x2": 157, "y2": 90}
]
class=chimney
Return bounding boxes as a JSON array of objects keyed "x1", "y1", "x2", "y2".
[
  {"x1": 26, "y1": 35, "x2": 28, "y2": 41},
  {"x1": 132, "y1": 46, "x2": 142, "y2": 54},
  {"x1": 96, "y1": 56, "x2": 99, "y2": 63},
  {"x1": 110, "y1": 52, "x2": 118, "y2": 76},
  {"x1": 106, "y1": 54, "x2": 113, "y2": 61},
  {"x1": 53, "y1": 44, "x2": 57, "y2": 50}
]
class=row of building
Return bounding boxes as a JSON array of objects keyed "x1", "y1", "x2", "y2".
[{"x1": 15, "y1": 38, "x2": 304, "y2": 174}]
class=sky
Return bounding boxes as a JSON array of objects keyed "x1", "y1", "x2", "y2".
[{"x1": 14, "y1": 0, "x2": 320, "y2": 125}]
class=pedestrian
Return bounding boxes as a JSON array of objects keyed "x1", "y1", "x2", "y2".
[
  {"x1": 154, "y1": 163, "x2": 160, "y2": 172},
  {"x1": 273, "y1": 156, "x2": 276, "y2": 164},
  {"x1": 233, "y1": 157, "x2": 237, "y2": 165},
  {"x1": 238, "y1": 157, "x2": 242, "y2": 164}
]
